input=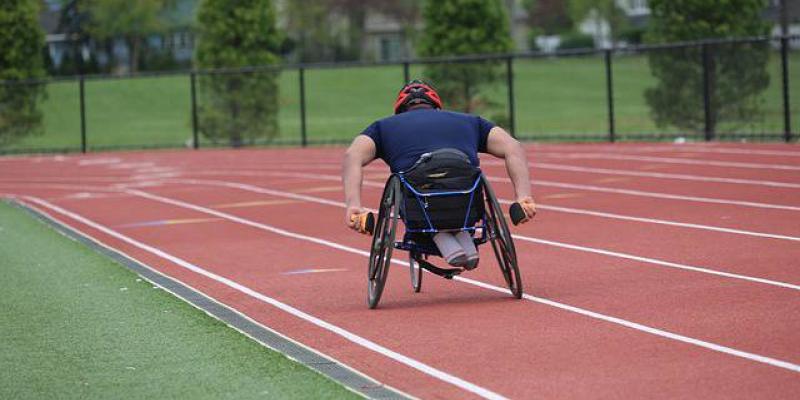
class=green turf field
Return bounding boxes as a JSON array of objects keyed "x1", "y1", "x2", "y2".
[
  {"x1": 4, "y1": 50, "x2": 798, "y2": 152},
  {"x1": 0, "y1": 201, "x2": 359, "y2": 400}
]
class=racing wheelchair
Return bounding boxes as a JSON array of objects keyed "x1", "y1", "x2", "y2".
[{"x1": 364, "y1": 149, "x2": 527, "y2": 309}]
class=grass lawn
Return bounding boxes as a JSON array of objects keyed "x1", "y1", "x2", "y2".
[
  {"x1": 4, "y1": 50, "x2": 798, "y2": 152},
  {"x1": 0, "y1": 201, "x2": 359, "y2": 400}
]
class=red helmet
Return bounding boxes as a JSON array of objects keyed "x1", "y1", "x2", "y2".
[{"x1": 393, "y1": 79, "x2": 443, "y2": 114}]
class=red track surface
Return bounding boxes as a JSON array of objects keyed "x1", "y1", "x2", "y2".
[{"x1": 2, "y1": 142, "x2": 799, "y2": 399}]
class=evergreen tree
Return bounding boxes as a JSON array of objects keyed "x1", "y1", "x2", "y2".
[
  {"x1": 195, "y1": 0, "x2": 282, "y2": 146},
  {"x1": 645, "y1": 0, "x2": 771, "y2": 134},
  {"x1": 418, "y1": 0, "x2": 512, "y2": 114},
  {"x1": 0, "y1": 0, "x2": 46, "y2": 146}
]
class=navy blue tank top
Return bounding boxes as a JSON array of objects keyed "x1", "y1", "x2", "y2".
[{"x1": 360, "y1": 109, "x2": 495, "y2": 172}]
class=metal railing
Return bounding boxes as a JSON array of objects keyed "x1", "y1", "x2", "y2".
[{"x1": 0, "y1": 35, "x2": 797, "y2": 154}]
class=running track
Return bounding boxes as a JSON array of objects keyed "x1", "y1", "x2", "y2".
[{"x1": 1, "y1": 142, "x2": 799, "y2": 399}]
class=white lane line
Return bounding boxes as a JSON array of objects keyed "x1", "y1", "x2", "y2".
[
  {"x1": 170, "y1": 177, "x2": 800, "y2": 242},
  {"x1": 511, "y1": 236, "x2": 800, "y2": 290},
  {"x1": 544, "y1": 153, "x2": 800, "y2": 171},
  {"x1": 195, "y1": 169, "x2": 800, "y2": 212},
  {"x1": 250, "y1": 171, "x2": 800, "y2": 239},
  {"x1": 522, "y1": 203, "x2": 800, "y2": 243},
  {"x1": 527, "y1": 146, "x2": 800, "y2": 157},
  {"x1": 511, "y1": 178, "x2": 800, "y2": 212},
  {"x1": 24, "y1": 196, "x2": 507, "y2": 400},
  {"x1": 204, "y1": 160, "x2": 800, "y2": 189},
  {"x1": 103, "y1": 188, "x2": 800, "y2": 374},
  {"x1": 25, "y1": 177, "x2": 800, "y2": 242},
  {"x1": 78, "y1": 157, "x2": 121, "y2": 166},
  {"x1": 10, "y1": 176, "x2": 799, "y2": 243},
  {"x1": 293, "y1": 158, "x2": 800, "y2": 190},
  {"x1": 160, "y1": 178, "x2": 800, "y2": 291},
  {"x1": 527, "y1": 162, "x2": 800, "y2": 189}
]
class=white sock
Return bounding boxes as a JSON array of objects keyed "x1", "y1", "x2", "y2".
[
  {"x1": 455, "y1": 231, "x2": 478, "y2": 259},
  {"x1": 433, "y1": 233, "x2": 466, "y2": 265}
]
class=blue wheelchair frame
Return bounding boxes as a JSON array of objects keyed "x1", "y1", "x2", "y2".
[{"x1": 393, "y1": 171, "x2": 490, "y2": 257}]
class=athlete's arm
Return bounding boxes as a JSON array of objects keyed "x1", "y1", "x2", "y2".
[
  {"x1": 342, "y1": 135, "x2": 377, "y2": 231},
  {"x1": 485, "y1": 127, "x2": 536, "y2": 222}
]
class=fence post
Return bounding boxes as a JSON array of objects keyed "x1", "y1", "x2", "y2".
[
  {"x1": 190, "y1": 71, "x2": 199, "y2": 149},
  {"x1": 702, "y1": 43, "x2": 714, "y2": 141},
  {"x1": 604, "y1": 49, "x2": 616, "y2": 143},
  {"x1": 781, "y1": 36, "x2": 792, "y2": 142},
  {"x1": 403, "y1": 62, "x2": 410, "y2": 83},
  {"x1": 79, "y1": 77, "x2": 87, "y2": 153},
  {"x1": 506, "y1": 56, "x2": 516, "y2": 137},
  {"x1": 299, "y1": 67, "x2": 308, "y2": 147}
]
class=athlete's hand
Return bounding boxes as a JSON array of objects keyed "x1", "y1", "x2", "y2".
[
  {"x1": 345, "y1": 205, "x2": 369, "y2": 234},
  {"x1": 515, "y1": 196, "x2": 537, "y2": 224}
]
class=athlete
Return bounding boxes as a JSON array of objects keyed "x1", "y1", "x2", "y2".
[{"x1": 342, "y1": 79, "x2": 536, "y2": 268}]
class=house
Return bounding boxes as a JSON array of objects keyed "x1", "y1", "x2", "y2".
[
  {"x1": 766, "y1": 0, "x2": 800, "y2": 37},
  {"x1": 40, "y1": 0, "x2": 197, "y2": 75},
  {"x1": 362, "y1": 0, "x2": 531, "y2": 62},
  {"x1": 576, "y1": 0, "x2": 650, "y2": 49}
]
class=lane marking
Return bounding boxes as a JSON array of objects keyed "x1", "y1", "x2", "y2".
[
  {"x1": 78, "y1": 158, "x2": 121, "y2": 166},
  {"x1": 513, "y1": 202, "x2": 800, "y2": 242},
  {"x1": 525, "y1": 162, "x2": 800, "y2": 189},
  {"x1": 511, "y1": 235, "x2": 800, "y2": 290},
  {"x1": 118, "y1": 218, "x2": 220, "y2": 228},
  {"x1": 282, "y1": 268, "x2": 349, "y2": 275},
  {"x1": 99, "y1": 189, "x2": 800, "y2": 374},
  {"x1": 213, "y1": 199, "x2": 299, "y2": 209},
  {"x1": 23, "y1": 196, "x2": 507, "y2": 400},
  {"x1": 529, "y1": 146, "x2": 800, "y2": 157},
  {"x1": 517, "y1": 178, "x2": 800, "y2": 212},
  {"x1": 199, "y1": 170, "x2": 800, "y2": 212},
  {"x1": 187, "y1": 158, "x2": 800, "y2": 189},
  {"x1": 162, "y1": 178, "x2": 800, "y2": 290},
  {"x1": 546, "y1": 153, "x2": 800, "y2": 171},
  {"x1": 250, "y1": 172, "x2": 800, "y2": 240}
]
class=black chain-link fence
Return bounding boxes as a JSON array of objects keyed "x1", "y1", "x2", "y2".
[{"x1": 1, "y1": 35, "x2": 797, "y2": 154}]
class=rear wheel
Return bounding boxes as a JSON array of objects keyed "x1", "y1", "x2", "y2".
[
  {"x1": 482, "y1": 175, "x2": 523, "y2": 299},
  {"x1": 368, "y1": 176, "x2": 400, "y2": 308}
]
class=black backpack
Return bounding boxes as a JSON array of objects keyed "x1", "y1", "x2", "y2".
[{"x1": 400, "y1": 148, "x2": 484, "y2": 230}]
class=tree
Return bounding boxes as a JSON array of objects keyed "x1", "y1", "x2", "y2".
[
  {"x1": 418, "y1": 0, "x2": 512, "y2": 114},
  {"x1": 0, "y1": 0, "x2": 46, "y2": 146},
  {"x1": 194, "y1": 0, "x2": 282, "y2": 146},
  {"x1": 85, "y1": 0, "x2": 167, "y2": 73},
  {"x1": 645, "y1": 0, "x2": 771, "y2": 134}
]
